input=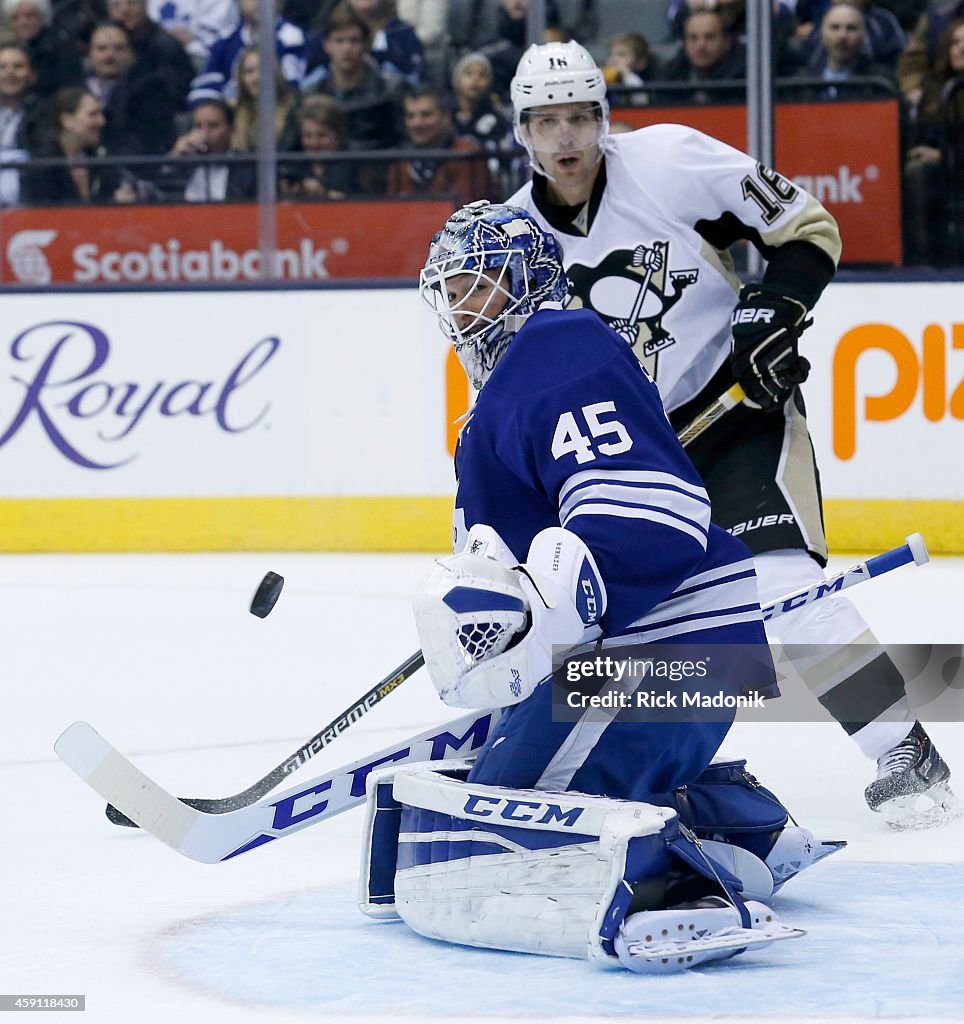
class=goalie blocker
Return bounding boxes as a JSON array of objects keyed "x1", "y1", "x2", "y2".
[{"x1": 359, "y1": 760, "x2": 842, "y2": 974}]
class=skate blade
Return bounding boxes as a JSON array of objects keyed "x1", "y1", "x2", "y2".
[
  {"x1": 623, "y1": 924, "x2": 804, "y2": 970},
  {"x1": 882, "y1": 783, "x2": 964, "y2": 831},
  {"x1": 769, "y1": 837, "x2": 847, "y2": 894}
]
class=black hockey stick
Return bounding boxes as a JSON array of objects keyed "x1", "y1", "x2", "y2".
[
  {"x1": 105, "y1": 385, "x2": 744, "y2": 829},
  {"x1": 105, "y1": 649, "x2": 424, "y2": 827}
]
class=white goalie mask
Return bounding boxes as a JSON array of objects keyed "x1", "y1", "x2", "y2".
[{"x1": 510, "y1": 41, "x2": 610, "y2": 180}]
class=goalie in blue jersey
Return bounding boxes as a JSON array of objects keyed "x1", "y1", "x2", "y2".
[{"x1": 357, "y1": 200, "x2": 843, "y2": 974}]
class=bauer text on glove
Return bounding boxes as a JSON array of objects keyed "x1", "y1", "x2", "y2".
[{"x1": 729, "y1": 284, "x2": 812, "y2": 410}]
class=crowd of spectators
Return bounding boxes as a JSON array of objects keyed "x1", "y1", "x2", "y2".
[{"x1": 0, "y1": 0, "x2": 960, "y2": 263}]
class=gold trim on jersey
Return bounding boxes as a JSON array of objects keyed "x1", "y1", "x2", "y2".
[{"x1": 760, "y1": 194, "x2": 843, "y2": 266}]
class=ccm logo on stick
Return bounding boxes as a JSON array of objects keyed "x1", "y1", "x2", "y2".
[{"x1": 463, "y1": 794, "x2": 584, "y2": 827}]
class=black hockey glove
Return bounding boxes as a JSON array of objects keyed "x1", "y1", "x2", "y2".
[{"x1": 729, "y1": 284, "x2": 813, "y2": 410}]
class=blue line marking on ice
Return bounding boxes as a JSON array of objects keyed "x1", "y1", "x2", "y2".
[{"x1": 154, "y1": 863, "x2": 964, "y2": 1017}]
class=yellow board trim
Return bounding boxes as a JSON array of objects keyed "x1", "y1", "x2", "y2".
[
  {"x1": 0, "y1": 497, "x2": 454, "y2": 553},
  {"x1": 823, "y1": 500, "x2": 964, "y2": 556},
  {"x1": 0, "y1": 496, "x2": 961, "y2": 554}
]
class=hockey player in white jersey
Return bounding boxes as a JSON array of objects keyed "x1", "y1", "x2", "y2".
[
  {"x1": 357, "y1": 200, "x2": 843, "y2": 974},
  {"x1": 503, "y1": 40, "x2": 955, "y2": 826}
]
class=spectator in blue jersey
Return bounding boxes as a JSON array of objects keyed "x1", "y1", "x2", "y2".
[
  {"x1": 192, "y1": 0, "x2": 305, "y2": 101},
  {"x1": 347, "y1": 0, "x2": 423, "y2": 85},
  {"x1": 107, "y1": 0, "x2": 195, "y2": 104},
  {"x1": 147, "y1": 0, "x2": 239, "y2": 68},
  {"x1": 666, "y1": 0, "x2": 802, "y2": 75}
]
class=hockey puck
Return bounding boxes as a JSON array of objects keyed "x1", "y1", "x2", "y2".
[{"x1": 250, "y1": 571, "x2": 284, "y2": 618}]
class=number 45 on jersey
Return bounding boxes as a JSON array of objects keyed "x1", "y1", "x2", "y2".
[{"x1": 551, "y1": 401, "x2": 633, "y2": 465}]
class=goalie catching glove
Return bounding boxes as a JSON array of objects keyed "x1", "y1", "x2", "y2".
[
  {"x1": 729, "y1": 284, "x2": 813, "y2": 410},
  {"x1": 414, "y1": 525, "x2": 607, "y2": 709}
]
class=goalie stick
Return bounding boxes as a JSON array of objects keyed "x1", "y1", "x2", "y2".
[
  {"x1": 105, "y1": 649, "x2": 425, "y2": 827},
  {"x1": 60, "y1": 710, "x2": 494, "y2": 863},
  {"x1": 58, "y1": 534, "x2": 929, "y2": 863},
  {"x1": 105, "y1": 383, "x2": 749, "y2": 829}
]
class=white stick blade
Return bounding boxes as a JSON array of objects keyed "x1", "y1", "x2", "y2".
[
  {"x1": 55, "y1": 721, "x2": 113, "y2": 779},
  {"x1": 55, "y1": 722, "x2": 212, "y2": 861}
]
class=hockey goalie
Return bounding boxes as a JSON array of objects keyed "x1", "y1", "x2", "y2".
[{"x1": 356, "y1": 200, "x2": 843, "y2": 974}]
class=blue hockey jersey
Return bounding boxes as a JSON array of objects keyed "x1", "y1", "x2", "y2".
[{"x1": 454, "y1": 306, "x2": 768, "y2": 646}]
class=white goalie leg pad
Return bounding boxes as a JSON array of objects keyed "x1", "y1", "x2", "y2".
[
  {"x1": 376, "y1": 765, "x2": 675, "y2": 961},
  {"x1": 414, "y1": 525, "x2": 607, "y2": 709},
  {"x1": 359, "y1": 760, "x2": 474, "y2": 920},
  {"x1": 359, "y1": 767, "x2": 406, "y2": 920}
]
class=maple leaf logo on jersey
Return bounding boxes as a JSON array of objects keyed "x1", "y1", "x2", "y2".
[{"x1": 565, "y1": 243, "x2": 699, "y2": 378}]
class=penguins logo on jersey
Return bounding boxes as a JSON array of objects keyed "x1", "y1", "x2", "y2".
[{"x1": 566, "y1": 243, "x2": 699, "y2": 379}]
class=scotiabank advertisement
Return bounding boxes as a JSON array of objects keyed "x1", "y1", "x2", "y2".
[
  {"x1": 0, "y1": 199, "x2": 455, "y2": 285},
  {"x1": 0, "y1": 102, "x2": 900, "y2": 286},
  {"x1": 615, "y1": 100, "x2": 902, "y2": 266}
]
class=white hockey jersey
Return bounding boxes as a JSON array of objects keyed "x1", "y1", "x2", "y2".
[{"x1": 507, "y1": 124, "x2": 840, "y2": 414}]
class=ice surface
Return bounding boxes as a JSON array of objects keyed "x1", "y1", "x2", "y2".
[{"x1": 2, "y1": 551, "x2": 963, "y2": 1023}]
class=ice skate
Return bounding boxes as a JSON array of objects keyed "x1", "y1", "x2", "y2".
[
  {"x1": 765, "y1": 827, "x2": 847, "y2": 892},
  {"x1": 614, "y1": 897, "x2": 803, "y2": 974},
  {"x1": 865, "y1": 722, "x2": 962, "y2": 829}
]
